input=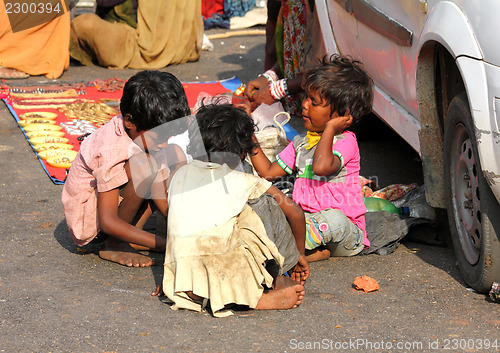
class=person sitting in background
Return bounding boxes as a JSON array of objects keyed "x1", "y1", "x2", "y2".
[{"x1": 70, "y1": 0, "x2": 203, "y2": 69}]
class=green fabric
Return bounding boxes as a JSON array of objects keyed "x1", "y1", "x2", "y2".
[{"x1": 96, "y1": 0, "x2": 137, "y2": 29}]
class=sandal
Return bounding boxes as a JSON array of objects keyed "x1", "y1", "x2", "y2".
[{"x1": 0, "y1": 67, "x2": 29, "y2": 79}]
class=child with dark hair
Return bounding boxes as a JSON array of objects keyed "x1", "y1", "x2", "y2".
[
  {"x1": 250, "y1": 54, "x2": 374, "y2": 262},
  {"x1": 159, "y1": 103, "x2": 309, "y2": 316},
  {"x1": 62, "y1": 70, "x2": 190, "y2": 267}
]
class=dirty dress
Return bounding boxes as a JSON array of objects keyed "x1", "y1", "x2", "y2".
[{"x1": 163, "y1": 160, "x2": 284, "y2": 317}]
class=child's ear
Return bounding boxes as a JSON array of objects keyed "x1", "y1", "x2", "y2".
[{"x1": 123, "y1": 114, "x2": 135, "y2": 130}]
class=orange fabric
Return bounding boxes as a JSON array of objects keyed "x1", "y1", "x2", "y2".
[{"x1": 0, "y1": 1, "x2": 70, "y2": 79}]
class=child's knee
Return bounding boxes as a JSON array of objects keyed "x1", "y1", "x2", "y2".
[{"x1": 305, "y1": 209, "x2": 352, "y2": 249}]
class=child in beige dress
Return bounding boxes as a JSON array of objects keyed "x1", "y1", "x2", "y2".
[{"x1": 159, "y1": 103, "x2": 309, "y2": 316}]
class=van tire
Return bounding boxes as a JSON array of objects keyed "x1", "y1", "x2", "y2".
[{"x1": 444, "y1": 92, "x2": 500, "y2": 292}]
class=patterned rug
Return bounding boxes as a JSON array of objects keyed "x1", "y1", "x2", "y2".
[{"x1": 1, "y1": 77, "x2": 248, "y2": 184}]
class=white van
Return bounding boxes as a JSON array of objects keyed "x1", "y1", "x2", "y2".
[{"x1": 315, "y1": 0, "x2": 500, "y2": 292}]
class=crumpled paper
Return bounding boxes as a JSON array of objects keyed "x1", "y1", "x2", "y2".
[{"x1": 354, "y1": 275, "x2": 380, "y2": 292}]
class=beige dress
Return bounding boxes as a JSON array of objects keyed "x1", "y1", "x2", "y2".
[{"x1": 163, "y1": 160, "x2": 284, "y2": 317}]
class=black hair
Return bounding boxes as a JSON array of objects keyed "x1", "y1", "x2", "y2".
[
  {"x1": 188, "y1": 102, "x2": 257, "y2": 160},
  {"x1": 303, "y1": 54, "x2": 374, "y2": 123},
  {"x1": 120, "y1": 70, "x2": 190, "y2": 132}
]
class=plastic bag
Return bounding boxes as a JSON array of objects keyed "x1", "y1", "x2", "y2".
[
  {"x1": 251, "y1": 102, "x2": 287, "y2": 130},
  {"x1": 392, "y1": 185, "x2": 437, "y2": 221},
  {"x1": 246, "y1": 110, "x2": 291, "y2": 173}
]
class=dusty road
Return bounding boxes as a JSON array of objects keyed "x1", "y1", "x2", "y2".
[{"x1": 1, "y1": 27, "x2": 499, "y2": 353}]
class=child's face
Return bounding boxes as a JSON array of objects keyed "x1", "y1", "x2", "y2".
[
  {"x1": 135, "y1": 130, "x2": 168, "y2": 153},
  {"x1": 124, "y1": 115, "x2": 168, "y2": 153},
  {"x1": 301, "y1": 90, "x2": 336, "y2": 132}
]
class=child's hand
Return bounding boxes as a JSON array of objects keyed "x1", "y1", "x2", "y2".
[
  {"x1": 246, "y1": 77, "x2": 276, "y2": 106},
  {"x1": 326, "y1": 114, "x2": 353, "y2": 134},
  {"x1": 289, "y1": 255, "x2": 310, "y2": 285},
  {"x1": 245, "y1": 76, "x2": 268, "y2": 101}
]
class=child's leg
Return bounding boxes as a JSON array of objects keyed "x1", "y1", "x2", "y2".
[
  {"x1": 99, "y1": 194, "x2": 157, "y2": 266},
  {"x1": 255, "y1": 276, "x2": 304, "y2": 310},
  {"x1": 248, "y1": 194, "x2": 300, "y2": 274},
  {"x1": 99, "y1": 159, "x2": 164, "y2": 267},
  {"x1": 305, "y1": 209, "x2": 364, "y2": 261}
]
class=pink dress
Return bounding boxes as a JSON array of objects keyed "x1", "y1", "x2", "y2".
[
  {"x1": 62, "y1": 116, "x2": 141, "y2": 246},
  {"x1": 276, "y1": 130, "x2": 368, "y2": 247}
]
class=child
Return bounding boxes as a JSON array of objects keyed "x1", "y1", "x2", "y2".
[
  {"x1": 249, "y1": 55, "x2": 374, "y2": 262},
  {"x1": 160, "y1": 103, "x2": 309, "y2": 317},
  {"x1": 62, "y1": 70, "x2": 190, "y2": 267}
]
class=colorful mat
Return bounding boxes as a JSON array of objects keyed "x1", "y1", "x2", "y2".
[{"x1": 1, "y1": 77, "x2": 297, "y2": 184}]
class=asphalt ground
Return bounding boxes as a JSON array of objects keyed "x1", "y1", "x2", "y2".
[{"x1": 1, "y1": 27, "x2": 500, "y2": 353}]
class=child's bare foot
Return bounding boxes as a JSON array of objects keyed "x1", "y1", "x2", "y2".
[
  {"x1": 305, "y1": 246, "x2": 331, "y2": 262},
  {"x1": 274, "y1": 276, "x2": 305, "y2": 304},
  {"x1": 255, "y1": 276, "x2": 304, "y2": 310},
  {"x1": 99, "y1": 238, "x2": 156, "y2": 267}
]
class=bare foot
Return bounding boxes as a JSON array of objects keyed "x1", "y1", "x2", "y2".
[
  {"x1": 305, "y1": 246, "x2": 331, "y2": 262},
  {"x1": 0, "y1": 67, "x2": 29, "y2": 79},
  {"x1": 99, "y1": 238, "x2": 156, "y2": 267},
  {"x1": 255, "y1": 276, "x2": 304, "y2": 310},
  {"x1": 275, "y1": 276, "x2": 305, "y2": 304}
]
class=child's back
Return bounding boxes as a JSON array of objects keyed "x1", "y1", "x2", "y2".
[{"x1": 161, "y1": 103, "x2": 308, "y2": 316}]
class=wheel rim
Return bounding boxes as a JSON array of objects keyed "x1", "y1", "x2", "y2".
[{"x1": 451, "y1": 123, "x2": 482, "y2": 265}]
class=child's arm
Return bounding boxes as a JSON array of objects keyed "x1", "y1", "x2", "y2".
[
  {"x1": 97, "y1": 188, "x2": 166, "y2": 252},
  {"x1": 249, "y1": 137, "x2": 288, "y2": 181},
  {"x1": 265, "y1": 185, "x2": 309, "y2": 285},
  {"x1": 150, "y1": 143, "x2": 186, "y2": 218},
  {"x1": 312, "y1": 115, "x2": 353, "y2": 176}
]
